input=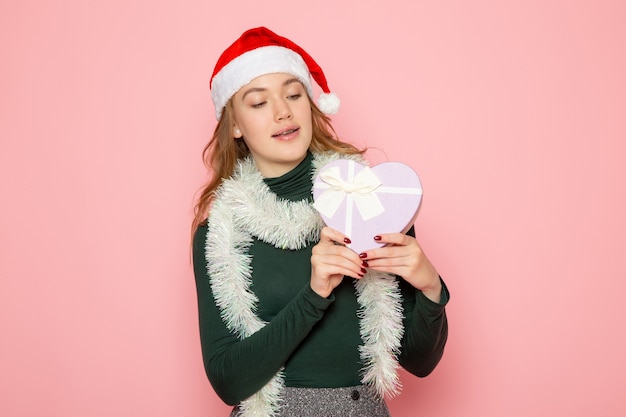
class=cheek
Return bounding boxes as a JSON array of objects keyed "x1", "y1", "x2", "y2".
[
  {"x1": 303, "y1": 111, "x2": 313, "y2": 134},
  {"x1": 296, "y1": 104, "x2": 312, "y2": 125},
  {"x1": 237, "y1": 114, "x2": 268, "y2": 137}
]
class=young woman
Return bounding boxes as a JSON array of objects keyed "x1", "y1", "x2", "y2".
[{"x1": 192, "y1": 27, "x2": 449, "y2": 417}]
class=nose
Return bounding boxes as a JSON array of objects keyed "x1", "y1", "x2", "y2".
[{"x1": 274, "y1": 99, "x2": 292, "y2": 121}]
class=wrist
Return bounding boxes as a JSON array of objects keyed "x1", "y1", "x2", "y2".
[
  {"x1": 310, "y1": 283, "x2": 332, "y2": 299},
  {"x1": 420, "y1": 275, "x2": 442, "y2": 303}
]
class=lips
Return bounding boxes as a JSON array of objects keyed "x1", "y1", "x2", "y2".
[{"x1": 272, "y1": 127, "x2": 299, "y2": 138}]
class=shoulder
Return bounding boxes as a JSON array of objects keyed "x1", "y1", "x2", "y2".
[{"x1": 192, "y1": 223, "x2": 209, "y2": 258}]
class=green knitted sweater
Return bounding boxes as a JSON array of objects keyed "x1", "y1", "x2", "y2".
[{"x1": 192, "y1": 153, "x2": 449, "y2": 406}]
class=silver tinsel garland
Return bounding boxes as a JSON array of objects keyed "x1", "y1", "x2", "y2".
[{"x1": 205, "y1": 152, "x2": 404, "y2": 417}]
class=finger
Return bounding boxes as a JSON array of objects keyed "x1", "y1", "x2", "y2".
[
  {"x1": 365, "y1": 265, "x2": 407, "y2": 277},
  {"x1": 312, "y1": 254, "x2": 366, "y2": 279},
  {"x1": 372, "y1": 232, "x2": 413, "y2": 246},
  {"x1": 314, "y1": 238, "x2": 362, "y2": 260},
  {"x1": 361, "y1": 245, "x2": 412, "y2": 263},
  {"x1": 319, "y1": 226, "x2": 352, "y2": 246},
  {"x1": 365, "y1": 254, "x2": 413, "y2": 271},
  {"x1": 361, "y1": 233, "x2": 420, "y2": 259},
  {"x1": 361, "y1": 253, "x2": 418, "y2": 279}
]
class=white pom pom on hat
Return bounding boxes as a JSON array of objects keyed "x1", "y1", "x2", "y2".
[
  {"x1": 210, "y1": 27, "x2": 340, "y2": 120},
  {"x1": 317, "y1": 92, "x2": 340, "y2": 115}
]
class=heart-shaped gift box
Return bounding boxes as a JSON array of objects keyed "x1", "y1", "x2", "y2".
[{"x1": 313, "y1": 159, "x2": 423, "y2": 254}]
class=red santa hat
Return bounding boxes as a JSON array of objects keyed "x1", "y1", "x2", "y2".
[{"x1": 210, "y1": 26, "x2": 340, "y2": 120}]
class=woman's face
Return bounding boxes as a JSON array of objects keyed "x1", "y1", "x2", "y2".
[{"x1": 231, "y1": 72, "x2": 313, "y2": 177}]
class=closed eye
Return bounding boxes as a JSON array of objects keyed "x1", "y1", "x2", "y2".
[
  {"x1": 251, "y1": 101, "x2": 266, "y2": 108},
  {"x1": 287, "y1": 93, "x2": 302, "y2": 100}
]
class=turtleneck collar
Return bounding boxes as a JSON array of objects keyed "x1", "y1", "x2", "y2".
[{"x1": 263, "y1": 152, "x2": 313, "y2": 202}]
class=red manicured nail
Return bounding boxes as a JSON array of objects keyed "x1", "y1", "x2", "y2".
[
  {"x1": 357, "y1": 273, "x2": 364, "y2": 278},
  {"x1": 373, "y1": 235, "x2": 382, "y2": 241},
  {"x1": 361, "y1": 268, "x2": 367, "y2": 274},
  {"x1": 344, "y1": 237, "x2": 351, "y2": 244},
  {"x1": 362, "y1": 260, "x2": 369, "y2": 267},
  {"x1": 359, "y1": 253, "x2": 367, "y2": 259}
]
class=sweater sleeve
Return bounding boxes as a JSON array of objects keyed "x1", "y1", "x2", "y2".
[
  {"x1": 398, "y1": 278, "x2": 449, "y2": 376},
  {"x1": 397, "y1": 226, "x2": 450, "y2": 377},
  {"x1": 192, "y1": 224, "x2": 334, "y2": 405}
]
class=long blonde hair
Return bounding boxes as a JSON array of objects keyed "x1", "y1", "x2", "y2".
[{"x1": 192, "y1": 96, "x2": 364, "y2": 234}]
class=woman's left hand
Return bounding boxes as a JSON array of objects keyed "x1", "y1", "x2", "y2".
[{"x1": 360, "y1": 233, "x2": 443, "y2": 303}]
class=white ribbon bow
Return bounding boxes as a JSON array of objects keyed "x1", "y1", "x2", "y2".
[{"x1": 314, "y1": 164, "x2": 385, "y2": 221}]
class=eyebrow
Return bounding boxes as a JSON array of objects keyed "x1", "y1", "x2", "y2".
[{"x1": 240, "y1": 77, "x2": 302, "y2": 101}]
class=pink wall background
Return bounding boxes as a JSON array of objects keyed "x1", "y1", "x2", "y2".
[{"x1": 2, "y1": 1, "x2": 625, "y2": 416}]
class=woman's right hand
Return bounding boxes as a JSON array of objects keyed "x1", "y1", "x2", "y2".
[{"x1": 310, "y1": 227, "x2": 365, "y2": 298}]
